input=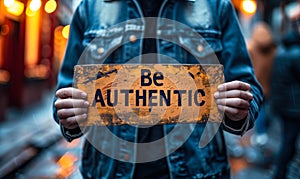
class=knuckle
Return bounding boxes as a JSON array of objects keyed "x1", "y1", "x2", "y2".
[
  {"x1": 57, "y1": 110, "x2": 63, "y2": 117},
  {"x1": 81, "y1": 100, "x2": 86, "y2": 107},
  {"x1": 73, "y1": 115, "x2": 79, "y2": 121},
  {"x1": 58, "y1": 109, "x2": 66, "y2": 118},
  {"x1": 246, "y1": 92, "x2": 251, "y2": 99},
  {"x1": 238, "y1": 81, "x2": 243, "y2": 88},
  {"x1": 77, "y1": 100, "x2": 86, "y2": 108},
  {"x1": 59, "y1": 119, "x2": 66, "y2": 125},
  {"x1": 246, "y1": 101, "x2": 250, "y2": 108},
  {"x1": 232, "y1": 109, "x2": 240, "y2": 115},
  {"x1": 62, "y1": 91, "x2": 68, "y2": 97},
  {"x1": 66, "y1": 118, "x2": 75, "y2": 125},
  {"x1": 60, "y1": 118, "x2": 76, "y2": 129},
  {"x1": 218, "y1": 105, "x2": 224, "y2": 110},
  {"x1": 83, "y1": 100, "x2": 89, "y2": 107},
  {"x1": 74, "y1": 108, "x2": 82, "y2": 115},
  {"x1": 239, "y1": 91, "x2": 243, "y2": 98},
  {"x1": 242, "y1": 101, "x2": 249, "y2": 108},
  {"x1": 77, "y1": 113, "x2": 87, "y2": 122},
  {"x1": 236, "y1": 99, "x2": 242, "y2": 106},
  {"x1": 80, "y1": 108, "x2": 86, "y2": 114},
  {"x1": 80, "y1": 108, "x2": 87, "y2": 113},
  {"x1": 219, "y1": 92, "x2": 224, "y2": 98},
  {"x1": 233, "y1": 80, "x2": 238, "y2": 84}
]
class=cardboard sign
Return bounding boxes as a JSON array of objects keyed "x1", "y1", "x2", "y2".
[{"x1": 74, "y1": 64, "x2": 224, "y2": 126}]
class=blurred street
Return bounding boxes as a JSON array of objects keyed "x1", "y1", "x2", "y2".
[{"x1": 0, "y1": 90, "x2": 82, "y2": 178}]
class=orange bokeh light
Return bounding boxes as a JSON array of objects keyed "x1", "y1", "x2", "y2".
[
  {"x1": 241, "y1": 0, "x2": 257, "y2": 15},
  {"x1": 57, "y1": 152, "x2": 78, "y2": 178},
  {"x1": 6, "y1": 1, "x2": 24, "y2": 16}
]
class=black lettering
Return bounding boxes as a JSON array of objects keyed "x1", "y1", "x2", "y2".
[
  {"x1": 107, "y1": 89, "x2": 118, "y2": 107},
  {"x1": 188, "y1": 90, "x2": 193, "y2": 106},
  {"x1": 141, "y1": 69, "x2": 152, "y2": 86},
  {"x1": 159, "y1": 90, "x2": 171, "y2": 106},
  {"x1": 174, "y1": 90, "x2": 186, "y2": 106},
  {"x1": 153, "y1": 72, "x2": 164, "y2": 86},
  {"x1": 149, "y1": 90, "x2": 158, "y2": 106},
  {"x1": 194, "y1": 89, "x2": 205, "y2": 106},
  {"x1": 93, "y1": 89, "x2": 106, "y2": 106},
  {"x1": 120, "y1": 89, "x2": 134, "y2": 106},
  {"x1": 136, "y1": 90, "x2": 147, "y2": 106}
]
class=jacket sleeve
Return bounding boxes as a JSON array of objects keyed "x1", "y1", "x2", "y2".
[
  {"x1": 52, "y1": 2, "x2": 86, "y2": 142},
  {"x1": 290, "y1": 48, "x2": 300, "y2": 81},
  {"x1": 219, "y1": 0, "x2": 264, "y2": 135}
]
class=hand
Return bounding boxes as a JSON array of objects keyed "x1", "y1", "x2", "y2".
[
  {"x1": 55, "y1": 87, "x2": 89, "y2": 129},
  {"x1": 214, "y1": 81, "x2": 253, "y2": 121}
]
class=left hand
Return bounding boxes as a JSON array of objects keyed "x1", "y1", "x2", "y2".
[{"x1": 214, "y1": 81, "x2": 253, "y2": 121}]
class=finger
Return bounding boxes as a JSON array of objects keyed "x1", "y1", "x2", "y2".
[
  {"x1": 55, "y1": 99, "x2": 89, "y2": 109},
  {"x1": 60, "y1": 118, "x2": 79, "y2": 129},
  {"x1": 217, "y1": 105, "x2": 248, "y2": 121},
  {"x1": 215, "y1": 98, "x2": 250, "y2": 109},
  {"x1": 57, "y1": 108, "x2": 88, "y2": 119},
  {"x1": 56, "y1": 87, "x2": 87, "y2": 99},
  {"x1": 214, "y1": 90, "x2": 253, "y2": 101},
  {"x1": 217, "y1": 81, "x2": 251, "y2": 92},
  {"x1": 59, "y1": 114, "x2": 88, "y2": 129}
]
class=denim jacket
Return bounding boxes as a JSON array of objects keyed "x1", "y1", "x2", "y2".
[{"x1": 53, "y1": 0, "x2": 263, "y2": 178}]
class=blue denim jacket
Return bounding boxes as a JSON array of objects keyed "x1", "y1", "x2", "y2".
[{"x1": 53, "y1": 0, "x2": 263, "y2": 178}]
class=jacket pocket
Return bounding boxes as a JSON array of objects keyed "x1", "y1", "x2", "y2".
[
  {"x1": 178, "y1": 31, "x2": 223, "y2": 64},
  {"x1": 82, "y1": 29, "x2": 124, "y2": 64}
]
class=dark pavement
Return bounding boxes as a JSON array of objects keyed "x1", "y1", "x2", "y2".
[{"x1": 0, "y1": 90, "x2": 82, "y2": 178}]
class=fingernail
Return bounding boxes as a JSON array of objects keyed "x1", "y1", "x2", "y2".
[
  {"x1": 83, "y1": 113, "x2": 87, "y2": 118},
  {"x1": 84, "y1": 101, "x2": 89, "y2": 107},
  {"x1": 81, "y1": 92, "x2": 87, "y2": 98},
  {"x1": 217, "y1": 85, "x2": 223, "y2": 91},
  {"x1": 214, "y1": 92, "x2": 219, "y2": 98},
  {"x1": 249, "y1": 94, "x2": 253, "y2": 100}
]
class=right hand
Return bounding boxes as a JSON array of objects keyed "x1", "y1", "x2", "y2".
[{"x1": 55, "y1": 87, "x2": 89, "y2": 129}]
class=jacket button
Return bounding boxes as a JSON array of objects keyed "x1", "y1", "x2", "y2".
[
  {"x1": 97, "y1": 47, "x2": 105, "y2": 54},
  {"x1": 197, "y1": 45, "x2": 204, "y2": 52},
  {"x1": 129, "y1": 35, "x2": 137, "y2": 43},
  {"x1": 123, "y1": 154, "x2": 130, "y2": 161}
]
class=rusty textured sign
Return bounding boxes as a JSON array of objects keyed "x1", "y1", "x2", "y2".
[{"x1": 74, "y1": 64, "x2": 224, "y2": 126}]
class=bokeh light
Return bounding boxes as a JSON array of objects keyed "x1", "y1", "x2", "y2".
[
  {"x1": 62, "y1": 25, "x2": 70, "y2": 39},
  {"x1": 6, "y1": 1, "x2": 24, "y2": 16},
  {"x1": 4, "y1": 0, "x2": 15, "y2": 8},
  {"x1": 29, "y1": 0, "x2": 41, "y2": 12},
  {"x1": 45, "y1": 0, "x2": 57, "y2": 14},
  {"x1": 241, "y1": 0, "x2": 257, "y2": 15}
]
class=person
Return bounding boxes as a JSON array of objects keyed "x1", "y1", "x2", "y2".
[
  {"x1": 53, "y1": 0, "x2": 263, "y2": 178},
  {"x1": 271, "y1": 2, "x2": 300, "y2": 178},
  {"x1": 247, "y1": 22, "x2": 277, "y2": 147}
]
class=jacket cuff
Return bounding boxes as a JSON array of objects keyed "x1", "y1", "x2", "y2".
[
  {"x1": 60, "y1": 124, "x2": 83, "y2": 142},
  {"x1": 222, "y1": 113, "x2": 250, "y2": 136}
]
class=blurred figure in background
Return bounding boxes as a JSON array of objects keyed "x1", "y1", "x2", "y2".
[
  {"x1": 271, "y1": 1, "x2": 300, "y2": 178},
  {"x1": 247, "y1": 22, "x2": 277, "y2": 148}
]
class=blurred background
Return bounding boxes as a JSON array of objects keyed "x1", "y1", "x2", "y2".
[{"x1": 0, "y1": 0, "x2": 299, "y2": 178}]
